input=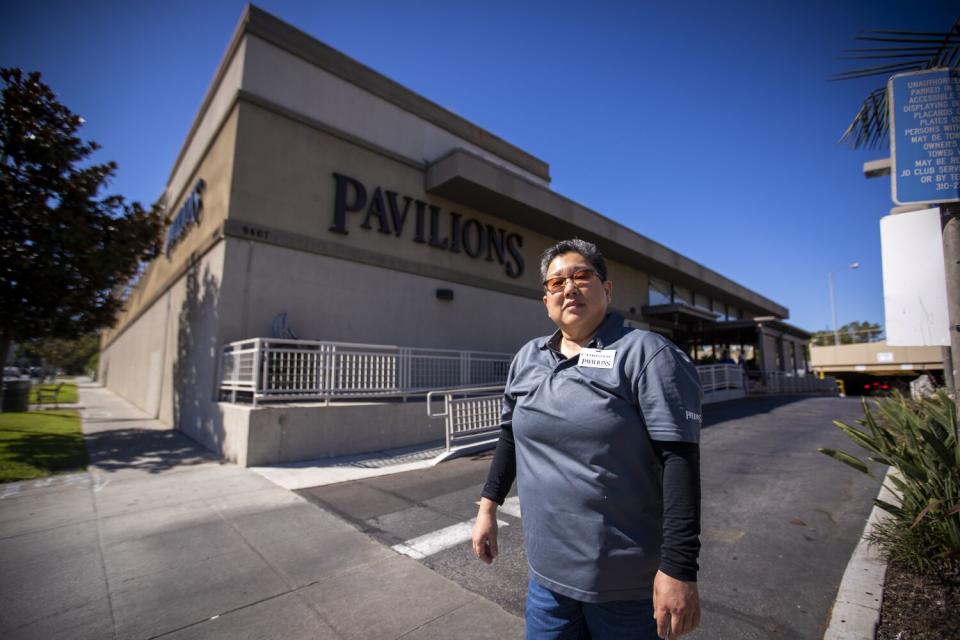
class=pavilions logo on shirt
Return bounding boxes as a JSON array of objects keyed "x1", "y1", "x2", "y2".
[{"x1": 328, "y1": 173, "x2": 525, "y2": 278}]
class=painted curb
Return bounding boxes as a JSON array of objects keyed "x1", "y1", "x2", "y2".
[{"x1": 823, "y1": 467, "x2": 897, "y2": 640}]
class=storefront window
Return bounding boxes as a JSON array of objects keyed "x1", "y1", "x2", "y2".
[
  {"x1": 648, "y1": 278, "x2": 671, "y2": 305},
  {"x1": 715, "y1": 302, "x2": 730, "y2": 321},
  {"x1": 694, "y1": 292, "x2": 711, "y2": 311},
  {"x1": 698, "y1": 344, "x2": 714, "y2": 363},
  {"x1": 733, "y1": 345, "x2": 756, "y2": 368},
  {"x1": 673, "y1": 286, "x2": 692, "y2": 306}
]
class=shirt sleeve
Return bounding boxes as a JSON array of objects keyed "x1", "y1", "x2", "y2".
[
  {"x1": 635, "y1": 344, "x2": 703, "y2": 443},
  {"x1": 652, "y1": 441, "x2": 701, "y2": 582},
  {"x1": 480, "y1": 356, "x2": 520, "y2": 505},
  {"x1": 480, "y1": 422, "x2": 515, "y2": 505}
]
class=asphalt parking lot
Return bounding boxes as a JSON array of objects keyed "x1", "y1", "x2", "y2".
[{"x1": 298, "y1": 395, "x2": 885, "y2": 640}]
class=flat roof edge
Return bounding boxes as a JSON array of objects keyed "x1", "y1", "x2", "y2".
[
  {"x1": 165, "y1": 4, "x2": 552, "y2": 197},
  {"x1": 427, "y1": 148, "x2": 790, "y2": 319},
  {"x1": 164, "y1": 5, "x2": 252, "y2": 191},
  {"x1": 754, "y1": 317, "x2": 812, "y2": 339},
  {"x1": 246, "y1": 5, "x2": 551, "y2": 182}
]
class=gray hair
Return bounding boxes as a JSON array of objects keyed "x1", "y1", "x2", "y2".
[{"x1": 539, "y1": 238, "x2": 608, "y2": 283}]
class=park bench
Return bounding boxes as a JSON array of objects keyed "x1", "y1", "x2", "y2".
[{"x1": 36, "y1": 383, "x2": 64, "y2": 408}]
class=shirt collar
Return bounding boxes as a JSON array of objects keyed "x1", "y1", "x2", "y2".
[{"x1": 539, "y1": 312, "x2": 625, "y2": 351}]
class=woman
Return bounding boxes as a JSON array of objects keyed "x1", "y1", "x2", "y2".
[{"x1": 472, "y1": 239, "x2": 703, "y2": 639}]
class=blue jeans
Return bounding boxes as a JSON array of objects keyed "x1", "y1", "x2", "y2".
[{"x1": 524, "y1": 578, "x2": 660, "y2": 639}]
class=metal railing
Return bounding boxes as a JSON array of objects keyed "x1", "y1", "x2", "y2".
[
  {"x1": 422, "y1": 368, "x2": 839, "y2": 456},
  {"x1": 219, "y1": 337, "x2": 840, "y2": 407},
  {"x1": 427, "y1": 385, "x2": 504, "y2": 451},
  {"x1": 219, "y1": 338, "x2": 512, "y2": 405},
  {"x1": 697, "y1": 365, "x2": 745, "y2": 394}
]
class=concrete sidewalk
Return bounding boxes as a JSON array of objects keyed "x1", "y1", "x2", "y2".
[{"x1": 0, "y1": 383, "x2": 522, "y2": 640}]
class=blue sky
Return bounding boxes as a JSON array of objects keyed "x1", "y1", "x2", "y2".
[{"x1": 2, "y1": 1, "x2": 956, "y2": 333}]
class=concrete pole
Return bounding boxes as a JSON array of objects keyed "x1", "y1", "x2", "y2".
[
  {"x1": 944, "y1": 346, "x2": 955, "y2": 398},
  {"x1": 942, "y1": 205, "x2": 960, "y2": 421}
]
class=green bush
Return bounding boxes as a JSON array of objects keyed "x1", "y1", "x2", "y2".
[{"x1": 820, "y1": 391, "x2": 959, "y2": 573}]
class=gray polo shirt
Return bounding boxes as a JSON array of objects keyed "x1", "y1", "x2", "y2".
[{"x1": 505, "y1": 312, "x2": 702, "y2": 602}]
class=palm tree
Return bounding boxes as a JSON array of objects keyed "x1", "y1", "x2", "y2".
[{"x1": 835, "y1": 19, "x2": 959, "y2": 149}]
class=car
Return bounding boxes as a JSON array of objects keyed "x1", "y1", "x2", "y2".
[
  {"x1": 862, "y1": 380, "x2": 892, "y2": 396},
  {"x1": 3, "y1": 366, "x2": 23, "y2": 379}
]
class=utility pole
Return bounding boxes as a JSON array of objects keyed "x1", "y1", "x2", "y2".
[{"x1": 942, "y1": 204, "x2": 960, "y2": 416}]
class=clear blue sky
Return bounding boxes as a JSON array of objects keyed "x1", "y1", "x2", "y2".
[{"x1": 2, "y1": 1, "x2": 956, "y2": 333}]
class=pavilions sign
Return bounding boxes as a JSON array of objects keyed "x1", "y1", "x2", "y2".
[
  {"x1": 328, "y1": 173, "x2": 525, "y2": 278},
  {"x1": 165, "y1": 179, "x2": 206, "y2": 257}
]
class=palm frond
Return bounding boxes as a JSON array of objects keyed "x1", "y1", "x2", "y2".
[
  {"x1": 838, "y1": 54, "x2": 942, "y2": 61},
  {"x1": 837, "y1": 19, "x2": 960, "y2": 149}
]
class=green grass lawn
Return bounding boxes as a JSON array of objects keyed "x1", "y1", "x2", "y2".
[
  {"x1": 28, "y1": 382, "x2": 79, "y2": 405},
  {"x1": 0, "y1": 410, "x2": 87, "y2": 483}
]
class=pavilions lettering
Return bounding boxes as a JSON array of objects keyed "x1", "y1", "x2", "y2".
[
  {"x1": 165, "y1": 179, "x2": 205, "y2": 257},
  {"x1": 328, "y1": 173, "x2": 525, "y2": 278}
]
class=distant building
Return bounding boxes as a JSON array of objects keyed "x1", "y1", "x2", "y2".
[
  {"x1": 810, "y1": 341, "x2": 943, "y2": 394},
  {"x1": 99, "y1": 6, "x2": 811, "y2": 464}
]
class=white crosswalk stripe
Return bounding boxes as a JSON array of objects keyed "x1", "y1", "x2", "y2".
[
  {"x1": 393, "y1": 496, "x2": 523, "y2": 560},
  {"x1": 392, "y1": 518, "x2": 510, "y2": 560},
  {"x1": 499, "y1": 496, "x2": 522, "y2": 518}
]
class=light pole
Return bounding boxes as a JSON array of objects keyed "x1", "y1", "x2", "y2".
[{"x1": 829, "y1": 262, "x2": 860, "y2": 347}]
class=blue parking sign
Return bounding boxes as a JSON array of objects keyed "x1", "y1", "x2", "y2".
[{"x1": 889, "y1": 68, "x2": 960, "y2": 205}]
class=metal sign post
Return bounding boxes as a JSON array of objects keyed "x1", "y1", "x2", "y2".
[{"x1": 888, "y1": 68, "x2": 960, "y2": 406}]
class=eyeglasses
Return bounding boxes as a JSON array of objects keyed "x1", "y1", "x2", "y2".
[{"x1": 542, "y1": 269, "x2": 598, "y2": 294}]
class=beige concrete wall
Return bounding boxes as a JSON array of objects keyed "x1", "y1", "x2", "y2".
[
  {"x1": 166, "y1": 39, "x2": 247, "y2": 216},
  {"x1": 103, "y1": 106, "x2": 239, "y2": 349},
  {"x1": 229, "y1": 99, "x2": 534, "y2": 287},
  {"x1": 241, "y1": 34, "x2": 546, "y2": 186},
  {"x1": 215, "y1": 401, "x2": 444, "y2": 466},
  {"x1": 226, "y1": 100, "x2": 651, "y2": 343},
  {"x1": 240, "y1": 402, "x2": 443, "y2": 466},
  {"x1": 101, "y1": 242, "x2": 228, "y2": 447},
  {"x1": 164, "y1": 242, "x2": 230, "y2": 451},
  {"x1": 220, "y1": 238, "x2": 552, "y2": 353},
  {"x1": 98, "y1": 288, "x2": 171, "y2": 416},
  {"x1": 810, "y1": 341, "x2": 942, "y2": 371}
]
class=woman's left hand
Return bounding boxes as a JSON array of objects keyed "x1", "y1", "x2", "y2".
[{"x1": 652, "y1": 570, "x2": 700, "y2": 637}]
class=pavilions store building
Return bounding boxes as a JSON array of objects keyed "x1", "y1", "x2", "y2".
[{"x1": 99, "y1": 6, "x2": 814, "y2": 466}]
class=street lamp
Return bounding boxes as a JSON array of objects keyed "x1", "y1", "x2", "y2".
[{"x1": 829, "y1": 262, "x2": 861, "y2": 347}]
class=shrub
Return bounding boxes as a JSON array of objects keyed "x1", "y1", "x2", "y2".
[{"x1": 820, "y1": 391, "x2": 959, "y2": 573}]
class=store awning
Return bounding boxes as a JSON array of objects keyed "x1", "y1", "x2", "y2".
[{"x1": 642, "y1": 303, "x2": 719, "y2": 324}]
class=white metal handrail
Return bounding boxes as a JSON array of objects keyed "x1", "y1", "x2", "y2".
[
  {"x1": 219, "y1": 336, "x2": 840, "y2": 407},
  {"x1": 697, "y1": 364, "x2": 745, "y2": 393},
  {"x1": 427, "y1": 385, "x2": 505, "y2": 451},
  {"x1": 219, "y1": 338, "x2": 512, "y2": 405}
]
